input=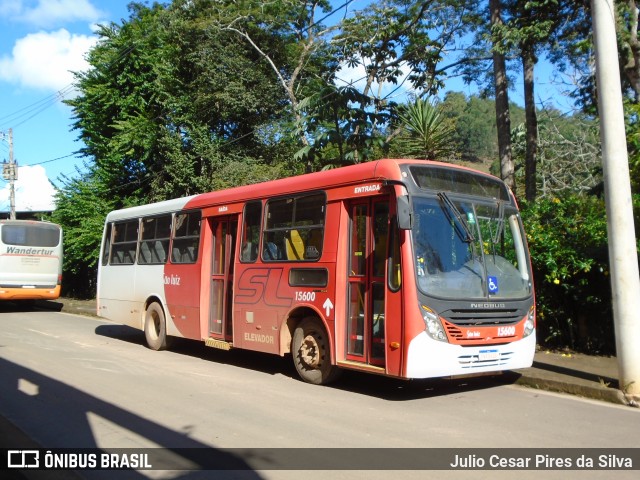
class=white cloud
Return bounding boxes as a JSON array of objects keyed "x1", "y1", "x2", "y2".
[
  {"x1": 335, "y1": 57, "x2": 413, "y2": 102},
  {"x1": 0, "y1": 165, "x2": 56, "y2": 212},
  {"x1": 0, "y1": 29, "x2": 97, "y2": 92},
  {"x1": 0, "y1": 0, "x2": 104, "y2": 28}
]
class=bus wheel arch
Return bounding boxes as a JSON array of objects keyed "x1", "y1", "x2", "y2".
[
  {"x1": 291, "y1": 316, "x2": 341, "y2": 385},
  {"x1": 144, "y1": 300, "x2": 171, "y2": 351},
  {"x1": 281, "y1": 306, "x2": 322, "y2": 355}
]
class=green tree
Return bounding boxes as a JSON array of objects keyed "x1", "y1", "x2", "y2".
[
  {"x1": 310, "y1": 0, "x2": 476, "y2": 166},
  {"x1": 521, "y1": 196, "x2": 615, "y2": 353},
  {"x1": 211, "y1": 0, "x2": 336, "y2": 172},
  {"x1": 390, "y1": 98, "x2": 457, "y2": 160},
  {"x1": 511, "y1": 111, "x2": 601, "y2": 198},
  {"x1": 438, "y1": 92, "x2": 525, "y2": 167},
  {"x1": 489, "y1": 0, "x2": 515, "y2": 190},
  {"x1": 60, "y1": 1, "x2": 307, "y2": 296},
  {"x1": 50, "y1": 165, "x2": 117, "y2": 298},
  {"x1": 67, "y1": 1, "x2": 300, "y2": 201},
  {"x1": 497, "y1": 0, "x2": 573, "y2": 201}
]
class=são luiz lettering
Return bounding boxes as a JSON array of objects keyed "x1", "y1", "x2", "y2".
[{"x1": 450, "y1": 453, "x2": 633, "y2": 469}]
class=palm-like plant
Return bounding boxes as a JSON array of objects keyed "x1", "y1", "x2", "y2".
[{"x1": 395, "y1": 98, "x2": 457, "y2": 161}]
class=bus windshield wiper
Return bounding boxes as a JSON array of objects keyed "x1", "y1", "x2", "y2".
[
  {"x1": 437, "y1": 192, "x2": 476, "y2": 243},
  {"x1": 491, "y1": 200, "x2": 505, "y2": 244}
]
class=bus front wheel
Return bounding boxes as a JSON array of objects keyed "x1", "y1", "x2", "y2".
[
  {"x1": 144, "y1": 302, "x2": 170, "y2": 351},
  {"x1": 292, "y1": 317, "x2": 341, "y2": 385}
]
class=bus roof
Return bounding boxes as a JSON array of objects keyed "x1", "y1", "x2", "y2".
[
  {"x1": 104, "y1": 159, "x2": 503, "y2": 221},
  {"x1": 0, "y1": 219, "x2": 61, "y2": 228}
]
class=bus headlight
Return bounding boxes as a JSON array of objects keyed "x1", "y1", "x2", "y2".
[
  {"x1": 421, "y1": 305, "x2": 448, "y2": 343},
  {"x1": 523, "y1": 306, "x2": 535, "y2": 338}
]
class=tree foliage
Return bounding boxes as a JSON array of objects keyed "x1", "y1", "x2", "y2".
[
  {"x1": 51, "y1": 0, "x2": 640, "y2": 356},
  {"x1": 390, "y1": 98, "x2": 458, "y2": 160},
  {"x1": 520, "y1": 196, "x2": 624, "y2": 354}
]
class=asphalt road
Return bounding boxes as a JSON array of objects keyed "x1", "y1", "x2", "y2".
[{"x1": 0, "y1": 305, "x2": 638, "y2": 480}]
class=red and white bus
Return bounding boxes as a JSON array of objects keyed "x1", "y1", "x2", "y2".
[
  {"x1": 97, "y1": 159, "x2": 535, "y2": 384},
  {"x1": 0, "y1": 220, "x2": 63, "y2": 301}
]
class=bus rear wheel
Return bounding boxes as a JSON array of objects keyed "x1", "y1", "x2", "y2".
[
  {"x1": 292, "y1": 317, "x2": 341, "y2": 385},
  {"x1": 144, "y1": 302, "x2": 170, "y2": 351}
]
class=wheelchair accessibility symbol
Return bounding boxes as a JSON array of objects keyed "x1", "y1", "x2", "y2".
[{"x1": 488, "y1": 276, "x2": 499, "y2": 294}]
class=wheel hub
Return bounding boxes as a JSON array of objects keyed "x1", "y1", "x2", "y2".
[{"x1": 300, "y1": 334, "x2": 321, "y2": 368}]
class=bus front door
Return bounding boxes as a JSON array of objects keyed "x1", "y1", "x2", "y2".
[
  {"x1": 209, "y1": 216, "x2": 238, "y2": 342},
  {"x1": 346, "y1": 198, "x2": 389, "y2": 367}
]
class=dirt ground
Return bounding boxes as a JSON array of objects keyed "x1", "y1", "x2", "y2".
[{"x1": 59, "y1": 297, "x2": 97, "y2": 316}]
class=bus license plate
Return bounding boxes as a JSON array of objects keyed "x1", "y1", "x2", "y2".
[{"x1": 478, "y1": 349, "x2": 499, "y2": 361}]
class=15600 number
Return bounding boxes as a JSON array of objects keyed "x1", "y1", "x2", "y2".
[
  {"x1": 497, "y1": 326, "x2": 516, "y2": 337},
  {"x1": 295, "y1": 291, "x2": 316, "y2": 302}
]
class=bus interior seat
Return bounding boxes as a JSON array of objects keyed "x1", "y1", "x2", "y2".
[
  {"x1": 305, "y1": 229, "x2": 322, "y2": 259},
  {"x1": 139, "y1": 242, "x2": 151, "y2": 263},
  {"x1": 263, "y1": 242, "x2": 282, "y2": 260},
  {"x1": 172, "y1": 244, "x2": 195, "y2": 263},
  {"x1": 152, "y1": 241, "x2": 167, "y2": 263},
  {"x1": 286, "y1": 230, "x2": 304, "y2": 260}
]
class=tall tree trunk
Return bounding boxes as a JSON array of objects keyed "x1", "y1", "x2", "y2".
[
  {"x1": 523, "y1": 40, "x2": 539, "y2": 201},
  {"x1": 490, "y1": 0, "x2": 515, "y2": 191},
  {"x1": 623, "y1": 0, "x2": 640, "y2": 100}
]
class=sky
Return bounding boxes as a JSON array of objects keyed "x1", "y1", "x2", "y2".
[
  {"x1": 0, "y1": 0, "x2": 568, "y2": 215},
  {"x1": 0, "y1": 0, "x2": 131, "y2": 214}
]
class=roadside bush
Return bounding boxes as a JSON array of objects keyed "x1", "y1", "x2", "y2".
[{"x1": 521, "y1": 195, "x2": 614, "y2": 354}]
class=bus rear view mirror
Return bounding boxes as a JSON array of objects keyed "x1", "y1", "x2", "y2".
[{"x1": 397, "y1": 195, "x2": 412, "y2": 230}]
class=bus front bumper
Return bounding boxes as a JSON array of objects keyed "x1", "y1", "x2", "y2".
[
  {"x1": 0, "y1": 285, "x2": 61, "y2": 301},
  {"x1": 405, "y1": 330, "x2": 536, "y2": 379}
]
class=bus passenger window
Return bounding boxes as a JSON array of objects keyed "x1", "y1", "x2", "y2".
[
  {"x1": 241, "y1": 201, "x2": 261, "y2": 262},
  {"x1": 139, "y1": 215, "x2": 171, "y2": 264},
  {"x1": 101, "y1": 223, "x2": 112, "y2": 266},
  {"x1": 263, "y1": 193, "x2": 325, "y2": 262},
  {"x1": 171, "y1": 211, "x2": 201, "y2": 264},
  {"x1": 110, "y1": 220, "x2": 139, "y2": 265},
  {"x1": 389, "y1": 219, "x2": 401, "y2": 291}
]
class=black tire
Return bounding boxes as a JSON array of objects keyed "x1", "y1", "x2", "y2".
[
  {"x1": 144, "y1": 302, "x2": 170, "y2": 351},
  {"x1": 292, "y1": 317, "x2": 341, "y2": 385}
]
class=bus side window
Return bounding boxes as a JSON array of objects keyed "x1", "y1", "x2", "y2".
[
  {"x1": 171, "y1": 211, "x2": 201, "y2": 264},
  {"x1": 110, "y1": 220, "x2": 139, "y2": 265},
  {"x1": 389, "y1": 217, "x2": 401, "y2": 291},
  {"x1": 101, "y1": 223, "x2": 112, "y2": 265},
  {"x1": 263, "y1": 193, "x2": 325, "y2": 262},
  {"x1": 241, "y1": 201, "x2": 262, "y2": 262},
  {"x1": 139, "y1": 215, "x2": 171, "y2": 265}
]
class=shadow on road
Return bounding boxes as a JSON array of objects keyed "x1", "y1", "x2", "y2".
[
  {"x1": 95, "y1": 323, "x2": 521, "y2": 402},
  {"x1": 0, "y1": 300, "x2": 64, "y2": 313},
  {"x1": 532, "y1": 360, "x2": 619, "y2": 389},
  {"x1": 0, "y1": 357, "x2": 263, "y2": 479}
]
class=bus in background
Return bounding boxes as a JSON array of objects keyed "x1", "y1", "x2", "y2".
[
  {"x1": 0, "y1": 220, "x2": 63, "y2": 301},
  {"x1": 97, "y1": 159, "x2": 535, "y2": 384}
]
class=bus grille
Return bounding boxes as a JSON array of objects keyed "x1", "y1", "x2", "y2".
[{"x1": 441, "y1": 308, "x2": 523, "y2": 326}]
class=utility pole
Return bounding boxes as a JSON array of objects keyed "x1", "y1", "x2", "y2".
[
  {"x1": 591, "y1": 0, "x2": 640, "y2": 403},
  {"x1": 1, "y1": 128, "x2": 17, "y2": 220}
]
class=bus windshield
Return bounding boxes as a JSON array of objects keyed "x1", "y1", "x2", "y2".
[
  {"x1": 1, "y1": 222, "x2": 61, "y2": 247},
  {"x1": 412, "y1": 195, "x2": 531, "y2": 300}
]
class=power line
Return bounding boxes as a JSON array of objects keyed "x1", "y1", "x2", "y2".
[
  {"x1": 0, "y1": 37, "x2": 138, "y2": 132},
  {"x1": 1, "y1": 1, "x2": 376, "y2": 185},
  {"x1": 0, "y1": 85, "x2": 76, "y2": 129}
]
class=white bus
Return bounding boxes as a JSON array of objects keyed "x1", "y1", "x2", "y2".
[{"x1": 0, "y1": 220, "x2": 63, "y2": 301}]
